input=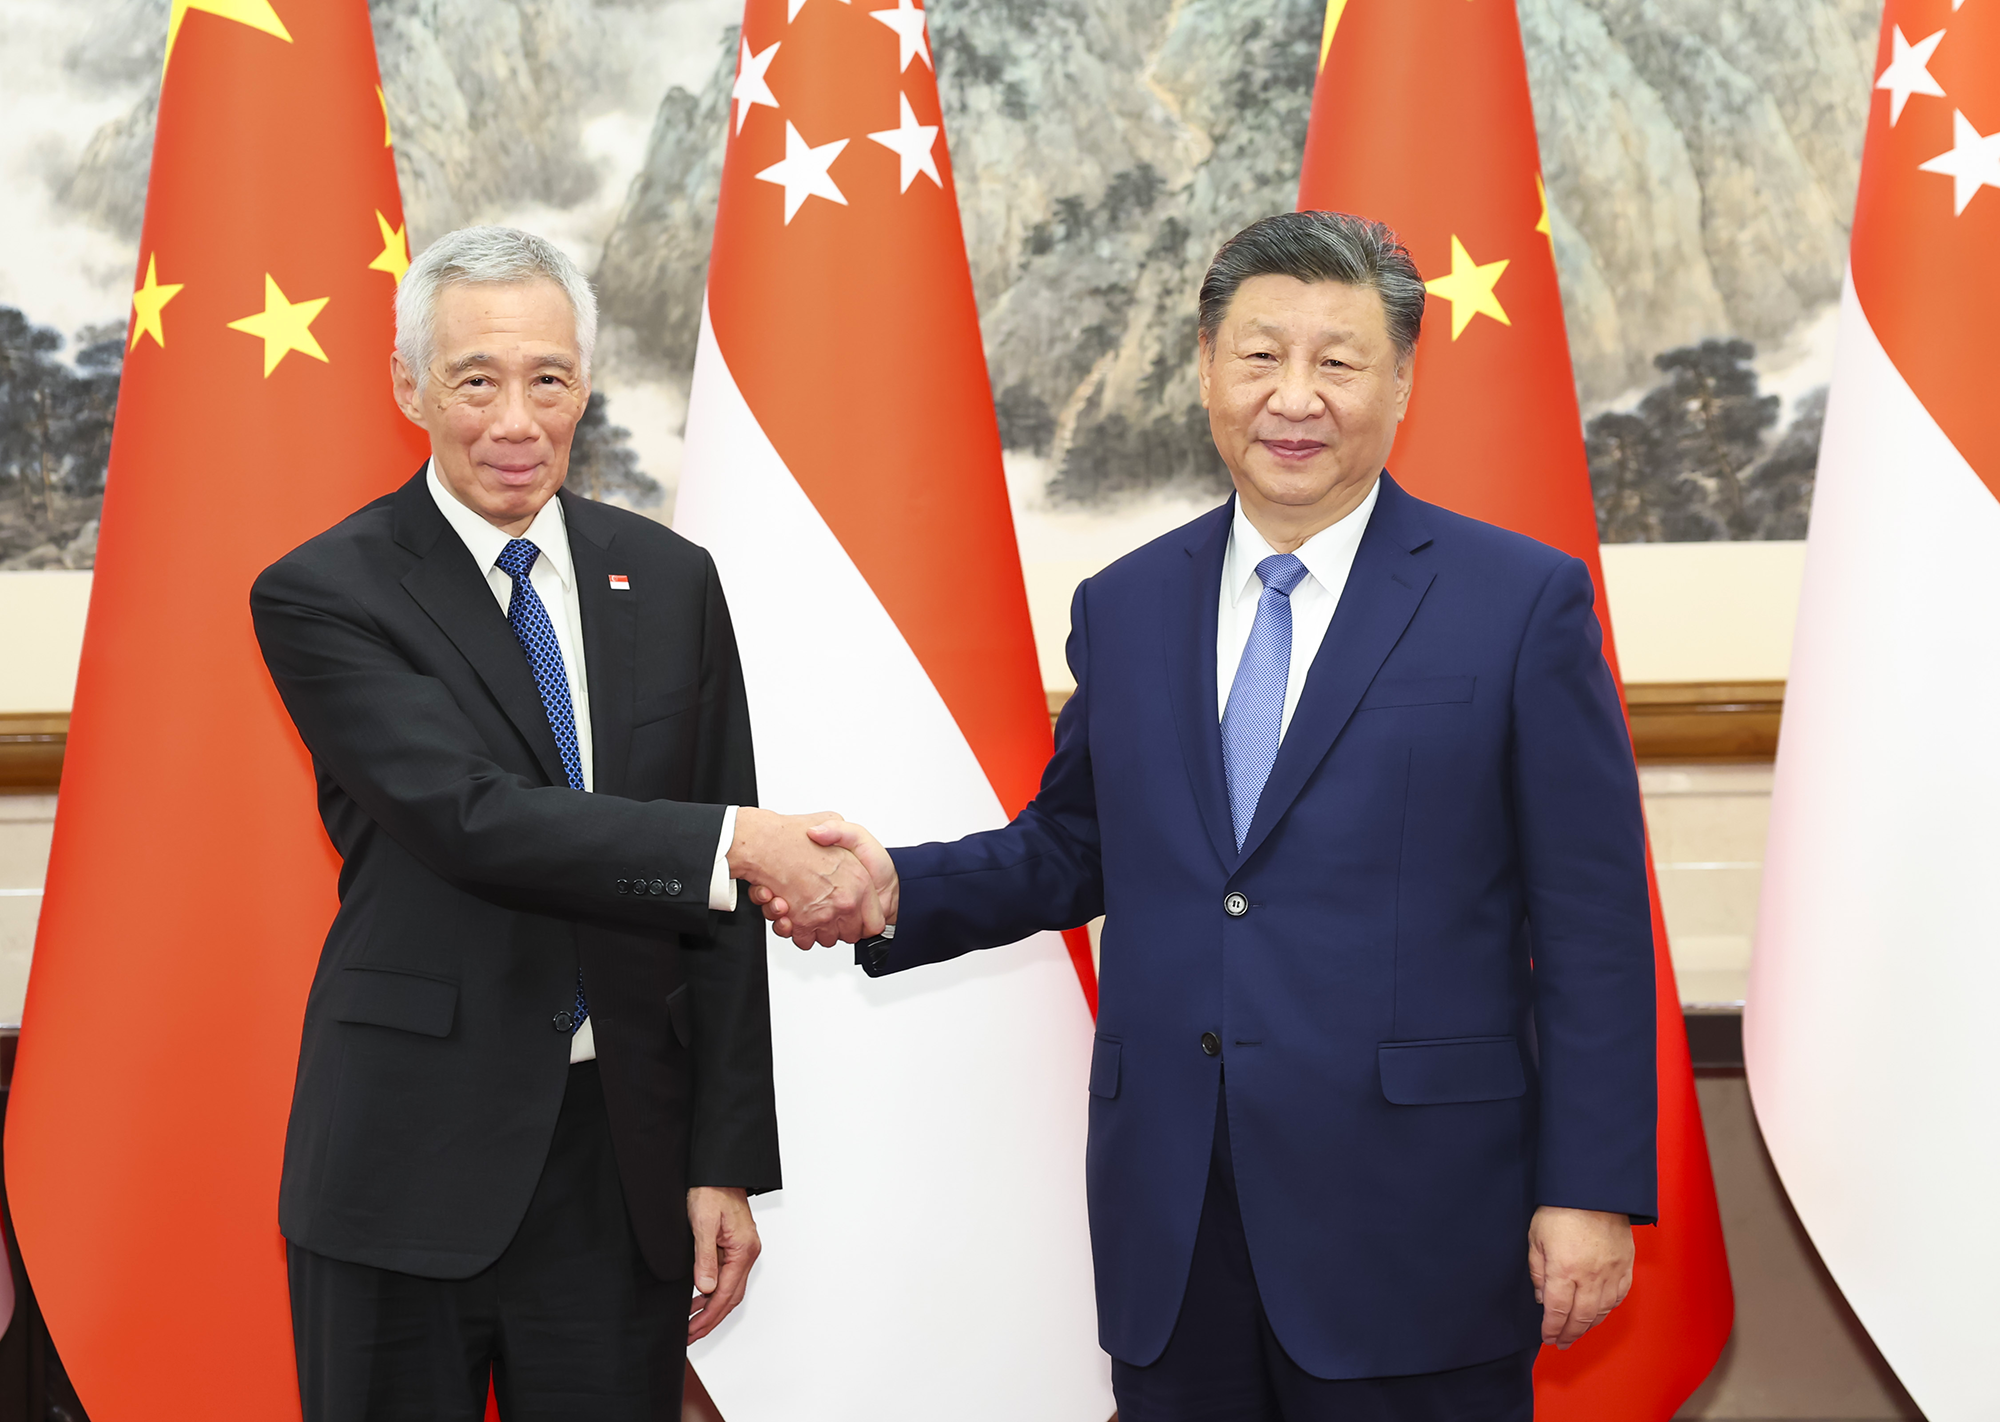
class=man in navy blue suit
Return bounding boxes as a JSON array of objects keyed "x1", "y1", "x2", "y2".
[{"x1": 760, "y1": 211, "x2": 1656, "y2": 1421}]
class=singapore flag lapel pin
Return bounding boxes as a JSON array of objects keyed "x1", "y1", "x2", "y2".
[{"x1": 608, "y1": 574, "x2": 630, "y2": 591}]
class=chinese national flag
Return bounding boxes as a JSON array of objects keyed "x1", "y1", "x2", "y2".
[
  {"x1": 1299, "y1": 1, "x2": 1733, "y2": 1416},
  {"x1": 3, "y1": 1, "x2": 425, "y2": 1415}
]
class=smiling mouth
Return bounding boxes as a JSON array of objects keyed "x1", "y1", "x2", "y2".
[{"x1": 1262, "y1": 439, "x2": 1327, "y2": 458}]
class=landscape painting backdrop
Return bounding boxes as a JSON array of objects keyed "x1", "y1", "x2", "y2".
[{"x1": 0, "y1": 0, "x2": 1882, "y2": 571}]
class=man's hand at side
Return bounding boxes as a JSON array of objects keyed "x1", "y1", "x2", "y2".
[
  {"x1": 687, "y1": 1187, "x2": 760, "y2": 1343},
  {"x1": 1528, "y1": 1206, "x2": 1634, "y2": 1349},
  {"x1": 751, "y1": 819, "x2": 898, "y2": 948},
  {"x1": 727, "y1": 808, "x2": 882, "y2": 947}
]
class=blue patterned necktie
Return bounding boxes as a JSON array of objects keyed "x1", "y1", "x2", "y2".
[
  {"x1": 1221, "y1": 552, "x2": 1309, "y2": 849},
  {"x1": 495, "y1": 537, "x2": 589, "y2": 1034}
]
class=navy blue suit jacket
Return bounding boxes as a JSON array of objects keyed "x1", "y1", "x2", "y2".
[{"x1": 862, "y1": 473, "x2": 1657, "y2": 1379}]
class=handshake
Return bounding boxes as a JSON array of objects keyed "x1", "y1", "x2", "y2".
[{"x1": 726, "y1": 808, "x2": 899, "y2": 948}]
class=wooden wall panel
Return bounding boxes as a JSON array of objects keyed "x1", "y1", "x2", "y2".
[{"x1": 0, "y1": 683, "x2": 1788, "y2": 795}]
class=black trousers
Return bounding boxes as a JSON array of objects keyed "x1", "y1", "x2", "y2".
[
  {"x1": 1112, "y1": 1089, "x2": 1536, "y2": 1422},
  {"x1": 289, "y1": 1062, "x2": 689, "y2": 1422}
]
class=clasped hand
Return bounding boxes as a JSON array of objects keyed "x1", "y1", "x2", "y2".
[
  {"x1": 729, "y1": 813, "x2": 896, "y2": 948},
  {"x1": 728, "y1": 810, "x2": 897, "y2": 947}
]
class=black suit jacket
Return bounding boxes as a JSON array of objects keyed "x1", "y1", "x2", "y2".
[{"x1": 251, "y1": 470, "x2": 779, "y2": 1282}]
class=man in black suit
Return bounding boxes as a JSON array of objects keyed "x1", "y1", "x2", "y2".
[{"x1": 252, "y1": 226, "x2": 882, "y2": 1420}]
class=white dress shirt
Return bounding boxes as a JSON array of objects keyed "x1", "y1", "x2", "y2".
[
  {"x1": 1217, "y1": 477, "x2": 1381, "y2": 740},
  {"x1": 426, "y1": 463, "x2": 738, "y2": 1063}
]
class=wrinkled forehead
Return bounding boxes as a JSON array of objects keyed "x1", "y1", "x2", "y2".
[{"x1": 430, "y1": 278, "x2": 581, "y2": 369}]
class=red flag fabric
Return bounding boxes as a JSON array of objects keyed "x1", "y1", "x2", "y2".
[
  {"x1": 668, "y1": 0, "x2": 1106, "y2": 1413},
  {"x1": 1299, "y1": 1, "x2": 1734, "y2": 1415},
  {"x1": 3, "y1": 1, "x2": 425, "y2": 1415}
]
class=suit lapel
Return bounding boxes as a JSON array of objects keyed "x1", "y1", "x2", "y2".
[
  {"x1": 1234, "y1": 474, "x2": 1437, "y2": 867},
  {"x1": 1163, "y1": 501, "x2": 1240, "y2": 872},
  {"x1": 560, "y1": 492, "x2": 637, "y2": 798},
  {"x1": 394, "y1": 475, "x2": 571, "y2": 789}
]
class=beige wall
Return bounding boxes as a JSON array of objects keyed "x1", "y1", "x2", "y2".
[
  {"x1": 0, "y1": 571, "x2": 91, "y2": 713},
  {"x1": 0, "y1": 795, "x2": 54, "y2": 1027},
  {"x1": 1601, "y1": 541, "x2": 1806, "y2": 684},
  {"x1": 1646, "y1": 764, "x2": 1770, "y2": 1008}
]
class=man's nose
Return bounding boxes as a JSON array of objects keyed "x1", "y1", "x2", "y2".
[
  {"x1": 491, "y1": 380, "x2": 539, "y2": 438},
  {"x1": 1268, "y1": 360, "x2": 1323, "y2": 419}
]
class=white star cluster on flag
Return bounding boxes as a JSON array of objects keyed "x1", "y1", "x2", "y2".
[
  {"x1": 733, "y1": 0, "x2": 941, "y2": 224},
  {"x1": 1884, "y1": 8, "x2": 2000, "y2": 216}
]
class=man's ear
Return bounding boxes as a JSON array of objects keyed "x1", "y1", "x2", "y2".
[
  {"x1": 1196, "y1": 331, "x2": 1213, "y2": 410},
  {"x1": 1392, "y1": 350, "x2": 1415, "y2": 422},
  {"x1": 389, "y1": 352, "x2": 425, "y2": 425}
]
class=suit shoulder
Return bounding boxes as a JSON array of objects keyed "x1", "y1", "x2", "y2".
[
  {"x1": 254, "y1": 491, "x2": 401, "y2": 602},
  {"x1": 565, "y1": 495, "x2": 708, "y2": 569},
  {"x1": 1407, "y1": 494, "x2": 1578, "y2": 585},
  {"x1": 1082, "y1": 501, "x2": 1233, "y2": 598}
]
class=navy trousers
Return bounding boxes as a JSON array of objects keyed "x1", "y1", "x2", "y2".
[
  {"x1": 288, "y1": 1062, "x2": 688, "y2": 1422},
  {"x1": 1111, "y1": 1088, "x2": 1536, "y2": 1422}
]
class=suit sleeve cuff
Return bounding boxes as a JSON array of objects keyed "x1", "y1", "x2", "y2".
[{"x1": 709, "y1": 805, "x2": 739, "y2": 912}]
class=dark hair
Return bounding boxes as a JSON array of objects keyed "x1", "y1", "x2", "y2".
[{"x1": 1197, "y1": 210, "x2": 1425, "y2": 358}]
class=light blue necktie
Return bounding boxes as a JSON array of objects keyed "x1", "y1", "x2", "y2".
[
  {"x1": 1221, "y1": 553, "x2": 1308, "y2": 849},
  {"x1": 496, "y1": 538, "x2": 589, "y2": 1035}
]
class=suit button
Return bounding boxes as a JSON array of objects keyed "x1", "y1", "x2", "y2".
[
  {"x1": 649, "y1": 879, "x2": 665, "y2": 896},
  {"x1": 553, "y1": 1011, "x2": 575, "y2": 1032},
  {"x1": 615, "y1": 879, "x2": 630, "y2": 894},
  {"x1": 1201, "y1": 1031, "x2": 1221, "y2": 1057},
  {"x1": 665, "y1": 878, "x2": 684, "y2": 897},
  {"x1": 1223, "y1": 892, "x2": 1248, "y2": 918}
]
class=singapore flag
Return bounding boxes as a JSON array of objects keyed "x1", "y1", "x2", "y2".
[
  {"x1": 673, "y1": 0, "x2": 1111, "y2": 1417},
  {"x1": 1749, "y1": 3, "x2": 2000, "y2": 1418}
]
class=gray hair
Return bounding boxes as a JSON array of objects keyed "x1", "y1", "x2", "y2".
[
  {"x1": 1197, "y1": 211, "x2": 1425, "y2": 359},
  {"x1": 394, "y1": 225, "x2": 598, "y2": 387}
]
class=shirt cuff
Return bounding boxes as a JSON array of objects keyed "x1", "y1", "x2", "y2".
[{"x1": 709, "y1": 805, "x2": 739, "y2": 912}]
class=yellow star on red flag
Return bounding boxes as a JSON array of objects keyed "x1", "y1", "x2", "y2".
[
  {"x1": 227, "y1": 274, "x2": 330, "y2": 376},
  {"x1": 129, "y1": 254, "x2": 185, "y2": 351},
  {"x1": 368, "y1": 212, "x2": 410, "y2": 284},
  {"x1": 164, "y1": 0, "x2": 291, "y2": 75},
  {"x1": 1425, "y1": 234, "x2": 1511, "y2": 340}
]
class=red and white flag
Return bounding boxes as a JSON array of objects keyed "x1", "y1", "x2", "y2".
[
  {"x1": 1300, "y1": 4, "x2": 1733, "y2": 1415},
  {"x1": 1749, "y1": 3, "x2": 1999, "y2": 1417},
  {"x1": 673, "y1": 0, "x2": 1108, "y2": 1416}
]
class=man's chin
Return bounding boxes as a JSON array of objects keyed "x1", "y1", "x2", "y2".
[
  {"x1": 1238, "y1": 463, "x2": 1348, "y2": 509},
  {"x1": 483, "y1": 470, "x2": 562, "y2": 505}
]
